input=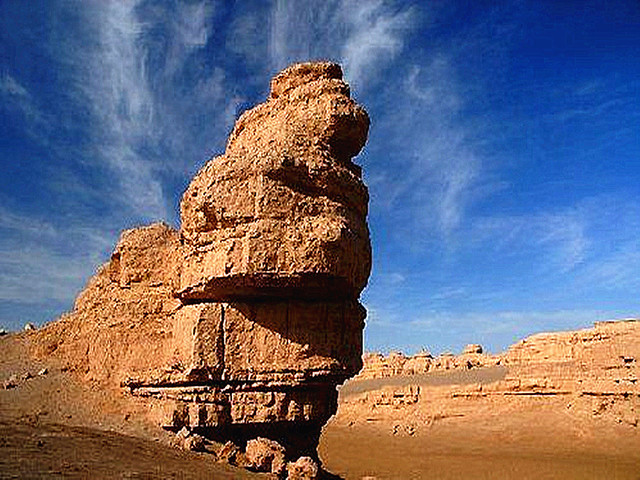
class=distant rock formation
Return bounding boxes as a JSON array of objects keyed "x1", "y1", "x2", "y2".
[
  {"x1": 494, "y1": 319, "x2": 640, "y2": 405},
  {"x1": 359, "y1": 345, "x2": 497, "y2": 379},
  {"x1": 343, "y1": 319, "x2": 640, "y2": 429},
  {"x1": 32, "y1": 61, "x2": 371, "y2": 462}
]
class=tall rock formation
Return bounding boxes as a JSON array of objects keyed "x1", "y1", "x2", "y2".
[{"x1": 33, "y1": 62, "x2": 371, "y2": 460}]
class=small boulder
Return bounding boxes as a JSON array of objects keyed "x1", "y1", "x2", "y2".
[
  {"x1": 287, "y1": 456, "x2": 319, "y2": 480},
  {"x1": 245, "y1": 437, "x2": 287, "y2": 475},
  {"x1": 175, "y1": 427, "x2": 206, "y2": 452},
  {"x1": 3, "y1": 374, "x2": 19, "y2": 389},
  {"x1": 216, "y1": 440, "x2": 241, "y2": 464},
  {"x1": 23, "y1": 322, "x2": 36, "y2": 331}
]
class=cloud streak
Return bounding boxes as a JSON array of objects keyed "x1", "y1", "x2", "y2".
[
  {"x1": 472, "y1": 208, "x2": 588, "y2": 272},
  {"x1": 369, "y1": 54, "x2": 491, "y2": 240},
  {"x1": 79, "y1": 1, "x2": 167, "y2": 221},
  {"x1": 61, "y1": 1, "x2": 235, "y2": 222},
  {"x1": 0, "y1": 73, "x2": 49, "y2": 137},
  {"x1": 267, "y1": 0, "x2": 413, "y2": 88},
  {"x1": 0, "y1": 1, "x2": 235, "y2": 327},
  {"x1": 0, "y1": 206, "x2": 113, "y2": 306}
]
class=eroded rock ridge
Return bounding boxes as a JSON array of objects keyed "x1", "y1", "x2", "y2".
[
  {"x1": 34, "y1": 62, "x2": 371, "y2": 462},
  {"x1": 343, "y1": 319, "x2": 640, "y2": 430}
]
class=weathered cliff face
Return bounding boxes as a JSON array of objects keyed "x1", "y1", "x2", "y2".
[
  {"x1": 341, "y1": 320, "x2": 640, "y2": 432},
  {"x1": 32, "y1": 61, "x2": 371, "y2": 462},
  {"x1": 34, "y1": 223, "x2": 184, "y2": 386},
  {"x1": 499, "y1": 319, "x2": 640, "y2": 401},
  {"x1": 179, "y1": 62, "x2": 370, "y2": 301}
]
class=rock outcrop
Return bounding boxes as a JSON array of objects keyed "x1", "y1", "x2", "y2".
[
  {"x1": 31, "y1": 61, "x2": 371, "y2": 462},
  {"x1": 179, "y1": 61, "x2": 370, "y2": 301},
  {"x1": 359, "y1": 346, "x2": 497, "y2": 379},
  {"x1": 493, "y1": 319, "x2": 640, "y2": 408},
  {"x1": 338, "y1": 319, "x2": 640, "y2": 432}
]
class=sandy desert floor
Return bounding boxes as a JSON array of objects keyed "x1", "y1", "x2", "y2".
[
  {"x1": 0, "y1": 333, "x2": 269, "y2": 479},
  {"x1": 0, "y1": 421, "x2": 264, "y2": 480},
  {"x1": 319, "y1": 369, "x2": 640, "y2": 480}
]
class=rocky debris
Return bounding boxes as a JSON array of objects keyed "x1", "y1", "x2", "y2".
[
  {"x1": 175, "y1": 427, "x2": 206, "y2": 452},
  {"x1": 366, "y1": 385, "x2": 420, "y2": 407},
  {"x1": 27, "y1": 62, "x2": 370, "y2": 465},
  {"x1": 2, "y1": 370, "x2": 41, "y2": 389},
  {"x1": 286, "y1": 456, "x2": 319, "y2": 480},
  {"x1": 0, "y1": 328, "x2": 7, "y2": 336},
  {"x1": 3, "y1": 374, "x2": 19, "y2": 390},
  {"x1": 23, "y1": 323, "x2": 36, "y2": 331},
  {"x1": 215, "y1": 440, "x2": 241, "y2": 464},
  {"x1": 245, "y1": 437, "x2": 287, "y2": 475},
  {"x1": 392, "y1": 423, "x2": 415, "y2": 436},
  {"x1": 38, "y1": 368, "x2": 48, "y2": 376}
]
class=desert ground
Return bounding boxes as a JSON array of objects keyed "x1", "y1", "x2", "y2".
[
  {"x1": 3, "y1": 324, "x2": 639, "y2": 479},
  {"x1": 0, "y1": 332, "x2": 266, "y2": 479},
  {"x1": 320, "y1": 368, "x2": 640, "y2": 480}
]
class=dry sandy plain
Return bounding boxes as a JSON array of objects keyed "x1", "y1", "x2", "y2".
[{"x1": 320, "y1": 368, "x2": 640, "y2": 480}]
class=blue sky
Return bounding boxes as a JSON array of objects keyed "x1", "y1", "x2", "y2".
[{"x1": 1, "y1": 1, "x2": 639, "y2": 354}]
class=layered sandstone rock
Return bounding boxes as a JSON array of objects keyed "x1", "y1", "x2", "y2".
[
  {"x1": 31, "y1": 61, "x2": 371, "y2": 462},
  {"x1": 340, "y1": 320, "x2": 640, "y2": 432},
  {"x1": 359, "y1": 346, "x2": 497, "y2": 379},
  {"x1": 497, "y1": 319, "x2": 640, "y2": 399},
  {"x1": 179, "y1": 62, "x2": 370, "y2": 301}
]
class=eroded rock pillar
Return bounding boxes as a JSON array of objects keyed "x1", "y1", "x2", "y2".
[{"x1": 130, "y1": 61, "x2": 371, "y2": 459}]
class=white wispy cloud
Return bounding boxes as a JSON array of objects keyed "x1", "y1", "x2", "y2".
[
  {"x1": 163, "y1": 1, "x2": 214, "y2": 77},
  {"x1": 338, "y1": 1, "x2": 414, "y2": 89},
  {"x1": 63, "y1": 1, "x2": 232, "y2": 221},
  {"x1": 0, "y1": 73, "x2": 29, "y2": 97},
  {"x1": 0, "y1": 73, "x2": 49, "y2": 135},
  {"x1": 472, "y1": 208, "x2": 588, "y2": 272},
  {"x1": 268, "y1": 0, "x2": 413, "y2": 88},
  {"x1": 577, "y1": 242, "x2": 640, "y2": 291},
  {"x1": 0, "y1": 207, "x2": 113, "y2": 305},
  {"x1": 174, "y1": 2, "x2": 212, "y2": 48},
  {"x1": 0, "y1": 1, "x2": 234, "y2": 326},
  {"x1": 370, "y1": 54, "x2": 492, "y2": 239},
  {"x1": 471, "y1": 194, "x2": 640, "y2": 282},
  {"x1": 77, "y1": 1, "x2": 167, "y2": 220}
]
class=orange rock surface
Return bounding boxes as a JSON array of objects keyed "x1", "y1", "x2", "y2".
[
  {"x1": 180, "y1": 62, "x2": 370, "y2": 301},
  {"x1": 340, "y1": 319, "x2": 640, "y2": 430},
  {"x1": 27, "y1": 61, "x2": 371, "y2": 461}
]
